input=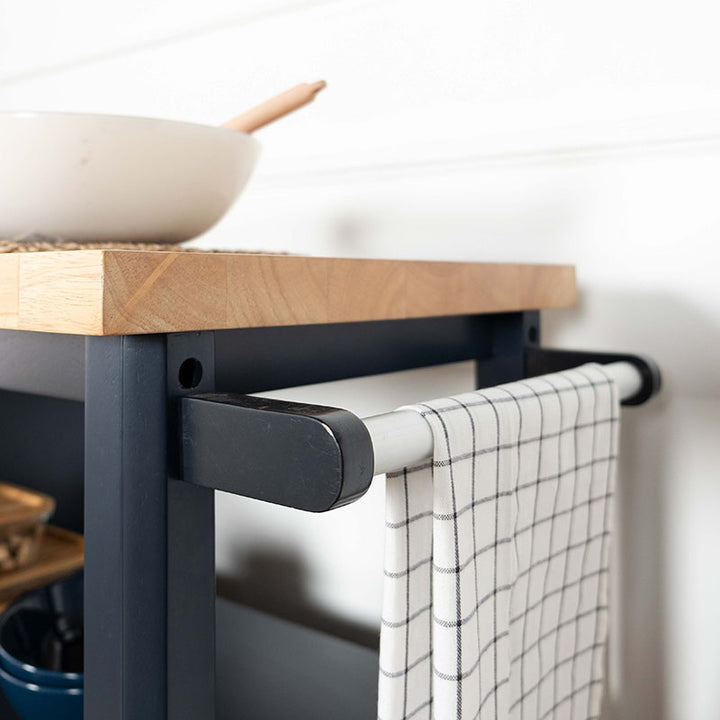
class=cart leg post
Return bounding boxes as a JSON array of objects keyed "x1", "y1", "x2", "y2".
[
  {"x1": 166, "y1": 332, "x2": 216, "y2": 720},
  {"x1": 85, "y1": 335, "x2": 169, "y2": 720}
]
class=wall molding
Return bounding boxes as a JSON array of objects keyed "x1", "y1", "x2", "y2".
[
  {"x1": 250, "y1": 112, "x2": 720, "y2": 191},
  {"x1": 0, "y1": 0, "x2": 374, "y2": 86}
]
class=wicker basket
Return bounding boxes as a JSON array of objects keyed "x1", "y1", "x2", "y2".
[{"x1": 0, "y1": 483, "x2": 56, "y2": 572}]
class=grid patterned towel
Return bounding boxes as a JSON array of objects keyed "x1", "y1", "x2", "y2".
[{"x1": 378, "y1": 364, "x2": 619, "y2": 720}]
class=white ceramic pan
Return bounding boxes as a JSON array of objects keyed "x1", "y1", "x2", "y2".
[
  {"x1": 0, "y1": 82, "x2": 324, "y2": 244},
  {"x1": 0, "y1": 112, "x2": 260, "y2": 244}
]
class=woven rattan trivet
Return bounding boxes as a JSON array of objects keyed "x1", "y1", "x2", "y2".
[{"x1": 0, "y1": 239, "x2": 284, "y2": 254}]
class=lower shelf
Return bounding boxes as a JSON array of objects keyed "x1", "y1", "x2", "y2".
[{"x1": 0, "y1": 598, "x2": 379, "y2": 720}]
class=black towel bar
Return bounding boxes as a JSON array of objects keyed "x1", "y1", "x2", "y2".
[{"x1": 179, "y1": 347, "x2": 661, "y2": 512}]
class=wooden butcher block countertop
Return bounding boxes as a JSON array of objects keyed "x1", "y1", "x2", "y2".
[{"x1": 0, "y1": 247, "x2": 576, "y2": 336}]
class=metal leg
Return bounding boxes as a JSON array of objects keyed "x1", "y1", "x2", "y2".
[
  {"x1": 84, "y1": 336, "x2": 168, "y2": 720},
  {"x1": 476, "y1": 312, "x2": 538, "y2": 388},
  {"x1": 167, "y1": 481, "x2": 215, "y2": 719},
  {"x1": 166, "y1": 332, "x2": 216, "y2": 720}
]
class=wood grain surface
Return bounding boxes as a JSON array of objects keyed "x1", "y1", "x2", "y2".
[{"x1": 0, "y1": 250, "x2": 577, "y2": 336}]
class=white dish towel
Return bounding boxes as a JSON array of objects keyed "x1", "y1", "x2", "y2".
[{"x1": 378, "y1": 364, "x2": 619, "y2": 720}]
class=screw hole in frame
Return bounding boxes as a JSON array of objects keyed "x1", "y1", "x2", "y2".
[{"x1": 179, "y1": 358, "x2": 203, "y2": 389}]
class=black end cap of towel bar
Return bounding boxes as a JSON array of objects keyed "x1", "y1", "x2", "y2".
[
  {"x1": 181, "y1": 393, "x2": 375, "y2": 512},
  {"x1": 525, "y1": 348, "x2": 662, "y2": 406}
]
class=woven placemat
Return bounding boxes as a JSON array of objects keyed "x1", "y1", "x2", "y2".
[{"x1": 0, "y1": 239, "x2": 283, "y2": 254}]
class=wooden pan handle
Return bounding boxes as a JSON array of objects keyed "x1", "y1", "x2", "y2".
[{"x1": 223, "y1": 81, "x2": 326, "y2": 134}]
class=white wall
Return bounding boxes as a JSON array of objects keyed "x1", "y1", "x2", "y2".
[{"x1": 2, "y1": 1, "x2": 719, "y2": 717}]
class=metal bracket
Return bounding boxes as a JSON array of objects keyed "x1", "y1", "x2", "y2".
[
  {"x1": 166, "y1": 331, "x2": 217, "y2": 720},
  {"x1": 525, "y1": 347, "x2": 662, "y2": 406},
  {"x1": 179, "y1": 345, "x2": 661, "y2": 514},
  {"x1": 181, "y1": 393, "x2": 375, "y2": 512}
]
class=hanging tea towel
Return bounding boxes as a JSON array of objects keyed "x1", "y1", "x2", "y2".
[{"x1": 378, "y1": 364, "x2": 619, "y2": 720}]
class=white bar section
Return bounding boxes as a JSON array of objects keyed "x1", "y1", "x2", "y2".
[
  {"x1": 364, "y1": 360, "x2": 641, "y2": 476},
  {"x1": 604, "y1": 360, "x2": 643, "y2": 400},
  {"x1": 363, "y1": 409, "x2": 434, "y2": 477}
]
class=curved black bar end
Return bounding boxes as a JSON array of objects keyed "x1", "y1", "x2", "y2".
[
  {"x1": 181, "y1": 394, "x2": 375, "y2": 512},
  {"x1": 619, "y1": 353, "x2": 662, "y2": 406},
  {"x1": 525, "y1": 347, "x2": 662, "y2": 407}
]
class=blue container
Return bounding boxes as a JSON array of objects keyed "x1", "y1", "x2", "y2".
[
  {"x1": 0, "y1": 664, "x2": 82, "y2": 720},
  {"x1": 0, "y1": 574, "x2": 83, "y2": 719},
  {"x1": 0, "y1": 608, "x2": 82, "y2": 688}
]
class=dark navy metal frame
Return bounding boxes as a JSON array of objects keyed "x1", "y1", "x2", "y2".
[{"x1": 0, "y1": 310, "x2": 661, "y2": 720}]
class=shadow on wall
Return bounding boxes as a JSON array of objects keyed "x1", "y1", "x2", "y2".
[
  {"x1": 547, "y1": 288, "x2": 720, "y2": 720},
  {"x1": 217, "y1": 545, "x2": 380, "y2": 650}
]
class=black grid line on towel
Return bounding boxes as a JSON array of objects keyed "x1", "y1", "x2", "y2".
[
  {"x1": 569, "y1": 368, "x2": 604, "y2": 720},
  {"x1": 412, "y1": 378, "x2": 615, "y2": 420},
  {"x1": 460, "y1": 388, "x2": 504, "y2": 720},
  {"x1": 377, "y1": 366, "x2": 618, "y2": 720},
  {"x1": 403, "y1": 469, "x2": 411, "y2": 719},
  {"x1": 385, "y1": 454, "x2": 617, "y2": 534},
  {"x1": 583, "y1": 367, "x2": 618, "y2": 720},
  {"x1": 450, "y1": 395, "x2": 486, "y2": 716},
  {"x1": 395, "y1": 414, "x2": 618, "y2": 476},
  {"x1": 419, "y1": 400, "x2": 469, "y2": 719}
]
